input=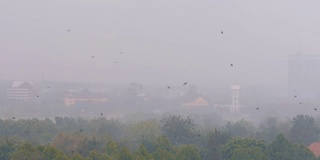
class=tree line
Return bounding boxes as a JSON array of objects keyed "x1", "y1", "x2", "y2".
[{"x1": 0, "y1": 114, "x2": 319, "y2": 160}]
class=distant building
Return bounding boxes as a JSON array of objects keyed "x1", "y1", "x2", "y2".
[
  {"x1": 231, "y1": 85, "x2": 240, "y2": 114},
  {"x1": 64, "y1": 91, "x2": 109, "y2": 107},
  {"x1": 64, "y1": 97, "x2": 109, "y2": 107},
  {"x1": 288, "y1": 53, "x2": 320, "y2": 100},
  {"x1": 6, "y1": 81, "x2": 36, "y2": 101},
  {"x1": 182, "y1": 97, "x2": 209, "y2": 108}
]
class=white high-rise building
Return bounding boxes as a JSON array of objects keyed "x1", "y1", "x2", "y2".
[{"x1": 231, "y1": 85, "x2": 240, "y2": 114}]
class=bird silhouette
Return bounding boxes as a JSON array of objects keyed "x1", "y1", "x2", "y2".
[
  {"x1": 230, "y1": 64, "x2": 233, "y2": 67},
  {"x1": 183, "y1": 82, "x2": 188, "y2": 86},
  {"x1": 91, "y1": 56, "x2": 95, "y2": 58},
  {"x1": 167, "y1": 86, "x2": 170, "y2": 89},
  {"x1": 80, "y1": 129, "x2": 83, "y2": 132},
  {"x1": 66, "y1": 30, "x2": 71, "y2": 32},
  {"x1": 256, "y1": 107, "x2": 260, "y2": 110},
  {"x1": 12, "y1": 117, "x2": 16, "y2": 120},
  {"x1": 100, "y1": 113, "x2": 103, "y2": 116},
  {"x1": 36, "y1": 95, "x2": 39, "y2": 98},
  {"x1": 294, "y1": 95, "x2": 297, "y2": 98},
  {"x1": 299, "y1": 102, "x2": 303, "y2": 104},
  {"x1": 314, "y1": 108, "x2": 317, "y2": 111},
  {"x1": 221, "y1": 30, "x2": 224, "y2": 34}
]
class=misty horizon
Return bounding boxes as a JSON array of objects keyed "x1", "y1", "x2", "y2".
[{"x1": 1, "y1": 0, "x2": 320, "y2": 86}]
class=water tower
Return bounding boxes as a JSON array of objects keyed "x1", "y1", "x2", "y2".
[{"x1": 231, "y1": 85, "x2": 240, "y2": 114}]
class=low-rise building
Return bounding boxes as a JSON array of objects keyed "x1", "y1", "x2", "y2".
[{"x1": 64, "y1": 91, "x2": 109, "y2": 107}]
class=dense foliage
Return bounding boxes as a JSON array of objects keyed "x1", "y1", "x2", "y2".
[{"x1": 0, "y1": 114, "x2": 319, "y2": 159}]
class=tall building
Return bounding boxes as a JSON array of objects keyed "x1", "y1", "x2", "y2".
[
  {"x1": 288, "y1": 53, "x2": 320, "y2": 100},
  {"x1": 231, "y1": 85, "x2": 240, "y2": 114}
]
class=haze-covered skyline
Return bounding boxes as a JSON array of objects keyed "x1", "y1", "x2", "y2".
[{"x1": 1, "y1": 0, "x2": 320, "y2": 86}]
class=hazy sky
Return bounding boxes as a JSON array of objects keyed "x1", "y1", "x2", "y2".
[{"x1": 1, "y1": 0, "x2": 320, "y2": 87}]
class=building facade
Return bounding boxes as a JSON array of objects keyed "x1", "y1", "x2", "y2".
[
  {"x1": 6, "y1": 81, "x2": 36, "y2": 101},
  {"x1": 231, "y1": 85, "x2": 240, "y2": 114}
]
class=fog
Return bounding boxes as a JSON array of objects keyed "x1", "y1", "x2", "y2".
[
  {"x1": 0, "y1": 0, "x2": 319, "y2": 86},
  {"x1": 0, "y1": 0, "x2": 320, "y2": 123},
  {"x1": 3, "y1": 1, "x2": 320, "y2": 159}
]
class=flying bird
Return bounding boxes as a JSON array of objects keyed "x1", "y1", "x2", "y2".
[
  {"x1": 256, "y1": 107, "x2": 260, "y2": 110},
  {"x1": 167, "y1": 86, "x2": 170, "y2": 89},
  {"x1": 12, "y1": 117, "x2": 16, "y2": 120},
  {"x1": 183, "y1": 82, "x2": 188, "y2": 86},
  {"x1": 100, "y1": 113, "x2": 103, "y2": 116},
  {"x1": 113, "y1": 61, "x2": 118, "y2": 63},
  {"x1": 80, "y1": 129, "x2": 83, "y2": 132},
  {"x1": 66, "y1": 30, "x2": 71, "y2": 32},
  {"x1": 294, "y1": 95, "x2": 297, "y2": 98},
  {"x1": 230, "y1": 64, "x2": 233, "y2": 67},
  {"x1": 120, "y1": 51, "x2": 124, "y2": 54},
  {"x1": 299, "y1": 102, "x2": 303, "y2": 104},
  {"x1": 91, "y1": 56, "x2": 95, "y2": 58},
  {"x1": 314, "y1": 108, "x2": 317, "y2": 111},
  {"x1": 36, "y1": 95, "x2": 39, "y2": 98},
  {"x1": 221, "y1": 30, "x2": 224, "y2": 34}
]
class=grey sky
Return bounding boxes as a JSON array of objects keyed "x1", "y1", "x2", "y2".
[{"x1": 1, "y1": 0, "x2": 320, "y2": 86}]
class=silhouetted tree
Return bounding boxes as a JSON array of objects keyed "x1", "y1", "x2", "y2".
[
  {"x1": 220, "y1": 137, "x2": 267, "y2": 160},
  {"x1": 289, "y1": 115, "x2": 319, "y2": 145},
  {"x1": 161, "y1": 115, "x2": 198, "y2": 145},
  {"x1": 203, "y1": 129, "x2": 231, "y2": 160},
  {"x1": 176, "y1": 145, "x2": 201, "y2": 160},
  {"x1": 266, "y1": 133, "x2": 316, "y2": 160}
]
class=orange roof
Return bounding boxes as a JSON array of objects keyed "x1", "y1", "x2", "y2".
[
  {"x1": 308, "y1": 142, "x2": 320, "y2": 157},
  {"x1": 183, "y1": 97, "x2": 209, "y2": 107}
]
